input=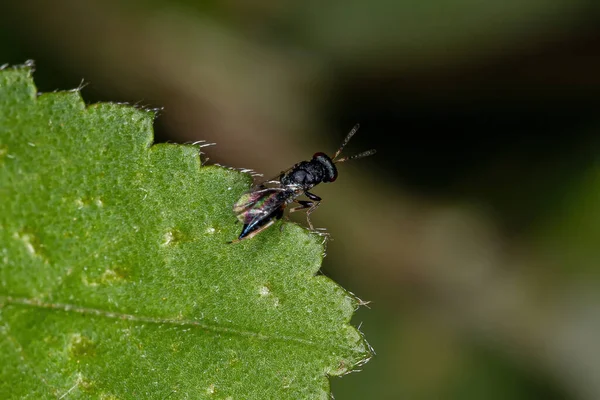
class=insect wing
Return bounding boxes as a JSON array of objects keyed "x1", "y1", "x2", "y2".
[
  {"x1": 233, "y1": 188, "x2": 286, "y2": 224},
  {"x1": 233, "y1": 191, "x2": 264, "y2": 215}
]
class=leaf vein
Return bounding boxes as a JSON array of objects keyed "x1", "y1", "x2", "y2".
[{"x1": 1, "y1": 296, "x2": 349, "y2": 352}]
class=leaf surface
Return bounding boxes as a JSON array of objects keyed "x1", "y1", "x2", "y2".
[{"x1": 0, "y1": 65, "x2": 371, "y2": 399}]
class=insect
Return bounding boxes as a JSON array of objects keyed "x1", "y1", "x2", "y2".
[{"x1": 229, "y1": 124, "x2": 376, "y2": 243}]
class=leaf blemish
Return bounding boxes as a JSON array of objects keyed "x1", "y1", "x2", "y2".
[
  {"x1": 206, "y1": 384, "x2": 216, "y2": 395},
  {"x1": 12, "y1": 230, "x2": 44, "y2": 259},
  {"x1": 81, "y1": 266, "x2": 127, "y2": 287},
  {"x1": 162, "y1": 228, "x2": 184, "y2": 246},
  {"x1": 163, "y1": 231, "x2": 174, "y2": 246},
  {"x1": 100, "y1": 268, "x2": 126, "y2": 284},
  {"x1": 259, "y1": 286, "x2": 270, "y2": 296},
  {"x1": 81, "y1": 273, "x2": 98, "y2": 287},
  {"x1": 259, "y1": 285, "x2": 280, "y2": 307},
  {"x1": 69, "y1": 333, "x2": 96, "y2": 358}
]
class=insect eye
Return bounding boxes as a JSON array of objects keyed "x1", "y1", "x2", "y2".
[{"x1": 313, "y1": 152, "x2": 327, "y2": 159}]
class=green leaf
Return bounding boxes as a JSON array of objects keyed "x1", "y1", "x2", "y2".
[{"x1": 0, "y1": 64, "x2": 372, "y2": 399}]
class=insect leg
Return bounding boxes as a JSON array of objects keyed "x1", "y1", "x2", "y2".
[
  {"x1": 303, "y1": 191, "x2": 322, "y2": 230},
  {"x1": 305, "y1": 202, "x2": 321, "y2": 230},
  {"x1": 304, "y1": 191, "x2": 321, "y2": 202},
  {"x1": 289, "y1": 198, "x2": 321, "y2": 230},
  {"x1": 289, "y1": 200, "x2": 313, "y2": 214}
]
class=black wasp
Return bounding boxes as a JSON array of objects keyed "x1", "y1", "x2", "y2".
[{"x1": 229, "y1": 124, "x2": 376, "y2": 243}]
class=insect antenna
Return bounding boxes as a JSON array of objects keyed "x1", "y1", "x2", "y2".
[
  {"x1": 332, "y1": 123, "x2": 361, "y2": 161},
  {"x1": 335, "y1": 148, "x2": 377, "y2": 163},
  {"x1": 332, "y1": 123, "x2": 376, "y2": 163}
]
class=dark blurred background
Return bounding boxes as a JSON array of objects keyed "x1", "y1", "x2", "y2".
[{"x1": 2, "y1": 1, "x2": 599, "y2": 398}]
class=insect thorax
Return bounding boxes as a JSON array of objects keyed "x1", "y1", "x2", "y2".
[{"x1": 280, "y1": 154, "x2": 337, "y2": 187}]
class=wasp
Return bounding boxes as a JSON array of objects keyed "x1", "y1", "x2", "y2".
[{"x1": 229, "y1": 124, "x2": 376, "y2": 243}]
